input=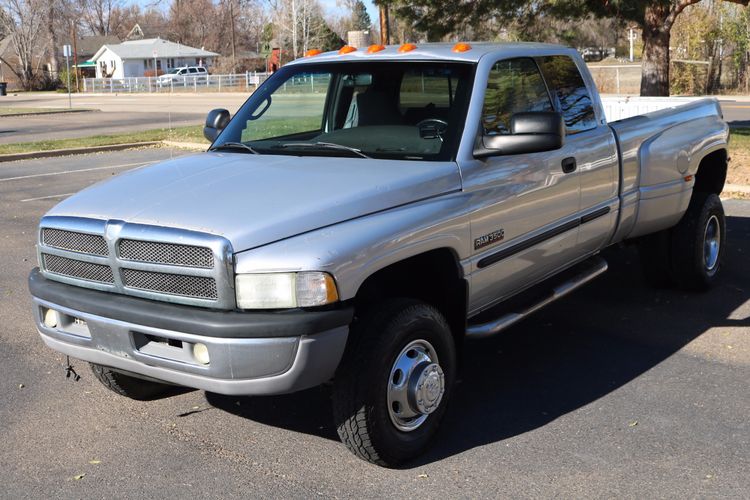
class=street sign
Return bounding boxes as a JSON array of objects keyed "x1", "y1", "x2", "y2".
[{"x1": 63, "y1": 45, "x2": 71, "y2": 57}]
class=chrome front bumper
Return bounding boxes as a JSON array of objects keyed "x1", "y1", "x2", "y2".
[{"x1": 30, "y1": 270, "x2": 351, "y2": 396}]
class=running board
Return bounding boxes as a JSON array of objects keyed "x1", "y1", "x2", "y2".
[{"x1": 466, "y1": 256, "x2": 608, "y2": 339}]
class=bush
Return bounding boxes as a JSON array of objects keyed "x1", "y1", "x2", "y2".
[{"x1": 57, "y1": 69, "x2": 79, "y2": 92}]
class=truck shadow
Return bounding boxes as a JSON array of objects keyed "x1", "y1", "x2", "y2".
[{"x1": 205, "y1": 212, "x2": 750, "y2": 467}]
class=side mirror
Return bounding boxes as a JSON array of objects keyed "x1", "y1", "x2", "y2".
[
  {"x1": 474, "y1": 111, "x2": 565, "y2": 159},
  {"x1": 203, "y1": 108, "x2": 230, "y2": 143}
]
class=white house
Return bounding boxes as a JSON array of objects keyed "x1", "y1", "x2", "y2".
[{"x1": 91, "y1": 38, "x2": 219, "y2": 78}]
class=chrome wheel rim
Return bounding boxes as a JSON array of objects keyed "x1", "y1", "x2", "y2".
[
  {"x1": 387, "y1": 339, "x2": 445, "y2": 432},
  {"x1": 703, "y1": 215, "x2": 721, "y2": 273}
]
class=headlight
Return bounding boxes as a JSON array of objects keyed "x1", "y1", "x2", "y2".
[{"x1": 235, "y1": 272, "x2": 339, "y2": 309}]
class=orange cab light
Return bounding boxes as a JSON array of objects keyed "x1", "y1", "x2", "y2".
[
  {"x1": 452, "y1": 42, "x2": 472, "y2": 53},
  {"x1": 339, "y1": 45, "x2": 357, "y2": 54},
  {"x1": 398, "y1": 43, "x2": 417, "y2": 53},
  {"x1": 305, "y1": 49, "x2": 323, "y2": 57},
  {"x1": 367, "y1": 44, "x2": 386, "y2": 54}
]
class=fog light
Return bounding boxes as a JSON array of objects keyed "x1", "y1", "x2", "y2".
[
  {"x1": 193, "y1": 343, "x2": 210, "y2": 365},
  {"x1": 43, "y1": 308, "x2": 59, "y2": 328}
]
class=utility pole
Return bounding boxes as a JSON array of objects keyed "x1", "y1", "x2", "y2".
[
  {"x1": 229, "y1": 0, "x2": 237, "y2": 72},
  {"x1": 628, "y1": 27, "x2": 637, "y2": 63},
  {"x1": 71, "y1": 21, "x2": 80, "y2": 92},
  {"x1": 379, "y1": 4, "x2": 390, "y2": 45}
]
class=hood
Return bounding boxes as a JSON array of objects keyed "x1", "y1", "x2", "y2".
[{"x1": 47, "y1": 152, "x2": 462, "y2": 251}]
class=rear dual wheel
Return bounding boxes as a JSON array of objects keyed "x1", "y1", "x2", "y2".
[
  {"x1": 638, "y1": 192, "x2": 726, "y2": 291},
  {"x1": 332, "y1": 299, "x2": 456, "y2": 467}
]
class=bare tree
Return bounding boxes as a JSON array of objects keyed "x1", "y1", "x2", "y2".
[
  {"x1": 0, "y1": 0, "x2": 47, "y2": 89},
  {"x1": 81, "y1": 0, "x2": 122, "y2": 36}
]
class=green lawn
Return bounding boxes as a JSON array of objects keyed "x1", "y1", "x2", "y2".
[{"x1": 0, "y1": 125, "x2": 206, "y2": 155}]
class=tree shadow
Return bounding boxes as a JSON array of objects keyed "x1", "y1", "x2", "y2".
[{"x1": 205, "y1": 214, "x2": 750, "y2": 466}]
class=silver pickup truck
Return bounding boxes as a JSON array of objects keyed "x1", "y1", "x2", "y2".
[{"x1": 29, "y1": 43, "x2": 729, "y2": 466}]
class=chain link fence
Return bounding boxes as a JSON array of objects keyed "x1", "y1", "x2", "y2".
[{"x1": 83, "y1": 72, "x2": 272, "y2": 93}]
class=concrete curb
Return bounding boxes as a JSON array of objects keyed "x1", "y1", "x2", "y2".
[
  {"x1": 161, "y1": 140, "x2": 207, "y2": 151},
  {"x1": 0, "y1": 142, "x2": 161, "y2": 162},
  {"x1": 0, "y1": 109, "x2": 99, "y2": 118},
  {"x1": 724, "y1": 183, "x2": 750, "y2": 194}
]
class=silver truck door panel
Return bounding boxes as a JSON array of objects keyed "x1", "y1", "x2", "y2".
[
  {"x1": 463, "y1": 151, "x2": 581, "y2": 313},
  {"x1": 568, "y1": 126, "x2": 620, "y2": 254}
]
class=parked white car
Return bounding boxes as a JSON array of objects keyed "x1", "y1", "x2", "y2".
[{"x1": 157, "y1": 66, "x2": 208, "y2": 86}]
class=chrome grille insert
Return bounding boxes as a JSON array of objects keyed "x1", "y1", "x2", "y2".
[
  {"x1": 119, "y1": 239, "x2": 214, "y2": 268},
  {"x1": 122, "y1": 268, "x2": 218, "y2": 299},
  {"x1": 43, "y1": 254, "x2": 114, "y2": 283},
  {"x1": 38, "y1": 217, "x2": 234, "y2": 308},
  {"x1": 42, "y1": 228, "x2": 109, "y2": 256}
]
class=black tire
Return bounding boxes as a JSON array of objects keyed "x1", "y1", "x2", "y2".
[
  {"x1": 332, "y1": 299, "x2": 456, "y2": 467},
  {"x1": 90, "y1": 363, "x2": 173, "y2": 401},
  {"x1": 669, "y1": 192, "x2": 726, "y2": 291}
]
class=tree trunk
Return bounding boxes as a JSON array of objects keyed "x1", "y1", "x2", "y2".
[
  {"x1": 640, "y1": 5, "x2": 671, "y2": 96},
  {"x1": 640, "y1": 26, "x2": 671, "y2": 96},
  {"x1": 47, "y1": 2, "x2": 59, "y2": 81}
]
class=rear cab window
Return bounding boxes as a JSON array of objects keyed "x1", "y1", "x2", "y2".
[{"x1": 537, "y1": 55, "x2": 597, "y2": 134}]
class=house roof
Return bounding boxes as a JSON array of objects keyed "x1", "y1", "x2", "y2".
[
  {"x1": 91, "y1": 38, "x2": 219, "y2": 61},
  {"x1": 75, "y1": 35, "x2": 121, "y2": 57}
]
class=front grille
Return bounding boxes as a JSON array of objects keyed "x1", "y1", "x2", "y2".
[
  {"x1": 42, "y1": 228, "x2": 109, "y2": 256},
  {"x1": 121, "y1": 268, "x2": 218, "y2": 299},
  {"x1": 43, "y1": 254, "x2": 114, "y2": 283},
  {"x1": 119, "y1": 239, "x2": 213, "y2": 268}
]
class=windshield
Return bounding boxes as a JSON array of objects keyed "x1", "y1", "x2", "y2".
[{"x1": 214, "y1": 61, "x2": 474, "y2": 161}]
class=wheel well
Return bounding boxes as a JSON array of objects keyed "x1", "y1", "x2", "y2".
[
  {"x1": 694, "y1": 148, "x2": 727, "y2": 196},
  {"x1": 354, "y1": 249, "x2": 467, "y2": 345}
]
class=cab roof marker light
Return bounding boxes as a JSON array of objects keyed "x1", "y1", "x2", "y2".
[
  {"x1": 367, "y1": 44, "x2": 386, "y2": 54},
  {"x1": 305, "y1": 49, "x2": 323, "y2": 57},
  {"x1": 398, "y1": 43, "x2": 417, "y2": 53},
  {"x1": 452, "y1": 42, "x2": 472, "y2": 53},
  {"x1": 339, "y1": 45, "x2": 357, "y2": 55}
]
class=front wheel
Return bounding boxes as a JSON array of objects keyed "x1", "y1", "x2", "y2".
[{"x1": 332, "y1": 299, "x2": 456, "y2": 467}]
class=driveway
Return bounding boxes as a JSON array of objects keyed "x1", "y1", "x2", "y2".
[{"x1": 0, "y1": 149, "x2": 748, "y2": 497}]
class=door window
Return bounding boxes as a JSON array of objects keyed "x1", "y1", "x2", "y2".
[
  {"x1": 481, "y1": 58, "x2": 553, "y2": 136},
  {"x1": 538, "y1": 56, "x2": 597, "y2": 134}
]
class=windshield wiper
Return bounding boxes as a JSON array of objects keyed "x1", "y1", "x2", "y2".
[
  {"x1": 276, "y1": 141, "x2": 371, "y2": 159},
  {"x1": 209, "y1": 142, "x2": 259, "y2": 154}
]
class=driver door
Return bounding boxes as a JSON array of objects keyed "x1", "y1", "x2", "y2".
[{"x1": 466, "y1": 57, "x2": 581, "y2": 313}]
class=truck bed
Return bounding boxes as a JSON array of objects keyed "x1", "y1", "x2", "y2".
[{"x1": 607, "y1": 98, "x2": 728, "y2": 242}]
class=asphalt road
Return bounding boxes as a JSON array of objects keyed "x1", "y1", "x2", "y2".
[{"x1": 1, "y1": 149, "x2": 748, "y2": 497}]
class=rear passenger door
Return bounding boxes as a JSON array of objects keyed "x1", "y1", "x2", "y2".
[{"x1": 537, "y1": 55, "x2": 619, "y2": 254}]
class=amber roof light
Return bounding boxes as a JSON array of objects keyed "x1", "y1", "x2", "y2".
[
  {"x1": 305, "y1": 49, "x2": 323, "y2": 57},
  {"x1": 339, "y1": 46, "x2": 357, "y2": 54},
  {"x1": 367, "y1": 44, "x2": 386, "y2": 54},
  {"x1": 452, "y1": 42, "x2": 472, "y2": 53},
  {"x1": 398, "y1": 43, "x2": 417, "y2": 53}
]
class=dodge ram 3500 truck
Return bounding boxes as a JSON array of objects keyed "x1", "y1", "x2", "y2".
[{"x1": 29, "y1": 43, "x2": 729, "y2": 466}]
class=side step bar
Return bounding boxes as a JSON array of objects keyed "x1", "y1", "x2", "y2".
[{"x1": 466, "y1": 256, "x2": 608, "y2": 339}]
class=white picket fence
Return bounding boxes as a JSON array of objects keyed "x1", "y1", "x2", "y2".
[{"x1": 83, "y1": 72, "x2": 271, "y2": 93}]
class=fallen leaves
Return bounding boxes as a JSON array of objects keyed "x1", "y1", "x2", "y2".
[
  {"x1": 72, "y1": 473, "x2": 85, "y2": 481},
  {"x1": 628, "y1": 420, "x2": 639, "y2": 427}
]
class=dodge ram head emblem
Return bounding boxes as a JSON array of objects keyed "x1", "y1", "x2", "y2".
[{"x1": 474, "y1": 229, "x2": 505, "y2": 250}]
